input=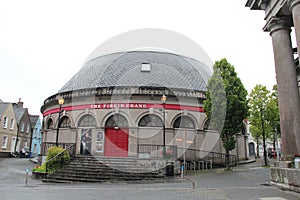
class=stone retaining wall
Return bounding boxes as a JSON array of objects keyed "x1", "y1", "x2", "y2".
[{"x1": 270, "y1": 167, "x2": 300, "y2": 193}]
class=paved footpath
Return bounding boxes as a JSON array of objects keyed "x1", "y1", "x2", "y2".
[{"x1": 1, "y1": 157, "x2": 300, "y2": 200}]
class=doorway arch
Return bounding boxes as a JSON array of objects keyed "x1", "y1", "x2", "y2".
[
  {"x1": 104, "y1": 114, "x2": 129, "y2": 157},
  {"x1": 248, "y1": 142, "x2": 256, "y2": 157}
]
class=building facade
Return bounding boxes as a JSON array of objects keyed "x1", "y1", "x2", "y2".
[
  {"x1": 41, "y1": 51, "x2": 248, "y2": 162},
  {"x1": 0, "y1": 102, "x2": 18, "y2": 157},
  {"x1": 30, "y1": 115, "x2": 42, "y2": 157},
  {"x1": 13, "y1": 100, "x2": 32, "y2": 156}
]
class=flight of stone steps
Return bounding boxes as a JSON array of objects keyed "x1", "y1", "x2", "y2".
[{"x1": 44, "y1": 155, "x2": 169, "y2": 183}]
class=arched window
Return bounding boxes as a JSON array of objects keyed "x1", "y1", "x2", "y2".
[
  {"x1": 203, "y1": 119, "x2": 210, "y2": 131},
  {"x1": 47, "y1": 119, "x2": 53, "y2": 129},
  {"x1": 138, "y1": 114, "x2": 163, "y2": 127},
  {"x1": 173, "y1": 116, "x2": 195, "y2": 129},
  {"x1": 78, "y1": 115, "x2": 96, "y2": 127},
  {"x1": 60, "y1": 116, "x2": 71, "y2": 128},
  {"x1": 105, "y1": 114, "x2": 128, "y2": 127}
]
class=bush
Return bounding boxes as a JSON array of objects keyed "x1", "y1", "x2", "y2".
[{"x1": 45, "y1": 146, "x2": 70, "y2": 173}]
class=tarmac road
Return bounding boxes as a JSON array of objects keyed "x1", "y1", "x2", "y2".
[{"x1": 0, "y1": 157, "x2": 300, "y2": 200}]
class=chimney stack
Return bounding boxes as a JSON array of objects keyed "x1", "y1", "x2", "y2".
[{"x1": 17, "y1": 98, "x2": 23, "y2": 108}]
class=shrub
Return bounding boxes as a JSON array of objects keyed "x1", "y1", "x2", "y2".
[{"x1": 45, "y1": 146, "x2": 70, "y2": 173}]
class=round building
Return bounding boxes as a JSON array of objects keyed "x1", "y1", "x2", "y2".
[{"x1": 41, "y1": 51, "x2": 247, "y2": 164}]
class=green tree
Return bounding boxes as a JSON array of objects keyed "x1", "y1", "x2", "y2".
[
  {"x1": 265, "y1": 85, "x2": 280, "y2": 151},
  {"x1": 204, "y1": 58, "x2": 248, "y2": 169},
  {"x1": 250, "y1": 124, "x2": 262, "y2": 158},
  {"x1": 248, "y1": 84, "x2": 270, "y2": 166}
]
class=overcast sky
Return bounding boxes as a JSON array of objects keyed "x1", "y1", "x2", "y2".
[{"x1": 0, "y1": 0, "x2": 285, "y2": 116}]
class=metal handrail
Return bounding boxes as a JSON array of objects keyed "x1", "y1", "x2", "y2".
[{"x1": 138, "y1": 144, "x2": 237, "y2": 167}]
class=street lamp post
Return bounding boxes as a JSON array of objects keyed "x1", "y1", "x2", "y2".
[
  {"x1": 161, "y1": 94, "x2": 167, "y2": 158},
  {"x1": 176, "y1": 130, "x2": 193, "y2": 178},
  {"x1": 55, "y1": 96, "x2": 65, "y2": 146}
]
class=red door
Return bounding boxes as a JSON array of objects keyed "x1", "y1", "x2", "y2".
[{"x1": 104, "y1": 128, "x2": 128, "y2": 157}]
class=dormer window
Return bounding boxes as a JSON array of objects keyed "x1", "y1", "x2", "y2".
[
  {"x1": 3, "y1": 116, "x2": 8, "y2": 128},
  {"x1": 21, "y1": 122, "x2": 25, "y2": 132},
  {"x1": 9, "y1": 119, "x2": 14, "y2": 130},
  {"x1": 141, "y1": 63, "x2": 151, "y2": 72}
]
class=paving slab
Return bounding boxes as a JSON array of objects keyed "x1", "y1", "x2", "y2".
[{"x1": 1, "y1": 158, "x2": 300, "y2": 200}]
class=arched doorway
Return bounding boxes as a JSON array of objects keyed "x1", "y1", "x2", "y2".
[
  {"x1": 104, "y1": 114, "x2": 129, "y2": 157},
  {"x1": 249, "y1": 142, "x2": 256, "y2": 157},
  {"x1": 78, "y1": 115, "x2": 96, "y2": 155}
]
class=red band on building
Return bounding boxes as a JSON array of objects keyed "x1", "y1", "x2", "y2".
[{"x1": 43, "y1": 103, "x2": 205, "y2": 117}]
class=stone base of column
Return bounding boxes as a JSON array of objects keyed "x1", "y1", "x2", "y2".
[{"x1": 270, "y1": 165, "x2": 300, "y2": 193}]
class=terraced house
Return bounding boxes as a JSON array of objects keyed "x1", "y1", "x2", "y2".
[
  {"x1": 30, "y1": 115, "x2": 42, "y2": 157},
  {"x1": 13, "y1": 100, "x2": 32, "y2": 157},
  {"x1": 0, "y1": 102, "x2": 17, "y2": 157}
]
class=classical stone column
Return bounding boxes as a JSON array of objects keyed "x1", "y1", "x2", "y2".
[
  {"x1": 268, "y1": 18, "x2": 300, "y2": 158},
  {"x1": 289, "y1": 0, "x2": 300, "y2": 58}
]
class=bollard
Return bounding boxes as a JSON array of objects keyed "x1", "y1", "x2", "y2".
[
  {"x1": 295, "y1": 157, "x2": 300, "y2": 169},
  {"x1": 25, "y1": 168, "x2": 29, "y2": 185},
  {"x1": 181, "y1": 164, "x2": 184, "y2": 179}
]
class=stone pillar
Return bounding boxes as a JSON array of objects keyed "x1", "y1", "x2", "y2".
[
  {"x1": 289, "y1": 0, "x2": 300, "y2": 58},
  {"x1": 268, "y1": 18, "x2": 300, "y2": 158}
]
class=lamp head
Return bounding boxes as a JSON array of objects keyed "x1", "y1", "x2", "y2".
[
  {"x1": 161, "y1": 94, "x2": 167, "y2": 104},
  {"x1": 58, "y1": 96, "x2": 64, "y2": 105}
]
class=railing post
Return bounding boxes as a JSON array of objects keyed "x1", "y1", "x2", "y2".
[{"x1": 45, "y1": 162, "x2": 48, "y2": 176}]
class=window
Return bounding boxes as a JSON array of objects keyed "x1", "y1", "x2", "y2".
[
  {"x1": 60, "y1": 116, "x2": 71, "y2": 128},
  {"x1": 26, "y1": 124, "x2": 30, "y2": 133},
  {"x1": 105, "y1": 114, "x2": 128, "y2": 127},
  {"x1": 24, "y1": 140, "x2": 28, "y2": 148},
  {"x1": 3, "y1": 116, "x2": 8, "y2": 128},
  {"x1": 173, "y1": 116, "x2": 195, "y2": 129},
  {"x1": 38, "y1": 129, "x2": 41, "y2": 139},
  {"x1": 9, "y1": 119, "x2": 14, "y2": 130},
  {"x1": 138, "y1": 114, "x2": 163, "y2": 127},
  {"x1": 47, "y1": 119, "x2": 53, "y2": 129},
  {"x1": 2, "y1": 136, "x2": 8, "y2": 149},
  {"x1": 21, "y1": 122, "x2": 25, "y2": 132},
  {"x1": 96, "y1": 131, "x2": 104, "y2": 152},
  {"x1": 78, "y1": 115, "x2": 96, "y2": 127},
  {"x1": 141, "y1": 63, "x2": 151, "y2": 72}
]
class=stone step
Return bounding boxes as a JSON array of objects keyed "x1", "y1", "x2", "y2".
[
  {"x1": 54, "y1": 170, "x2": 162, "y2": 177},
  {"x1": 70, "y1": 161, "x2": 141, "y2": 167},
  {"x1": 44, "y1": 176, "x2": 165, "y2": 183},
  {"x1": 61, "y1": 166, "x2": 157, "y2": 173},
  {"x1": 64, "y1": 161, "x2": 156, "y2": 169},
  {"x1": 49, "y1": 173, "x2": 162, "y2": 180},
  {"x1": 75, "y1": 156, "x2": 139, "y2": 162},
  {"x1": 47, "y1": 173, "x2": 163, "y2": 182}
]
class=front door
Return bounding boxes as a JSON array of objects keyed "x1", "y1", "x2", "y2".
[
  {"x1": 11, "y1": 137, "x2": 16, "y2": 153},
  {"x1": 104, "y1": 128, "x2": 128, "y2": 157},
  {"x1": 249, "y1": 142, "x2": 255, "y2": 156}
]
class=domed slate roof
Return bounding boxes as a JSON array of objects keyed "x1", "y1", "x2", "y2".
[{"x1": 58, "y1": 51, "x2": 212, "y2": 93}]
